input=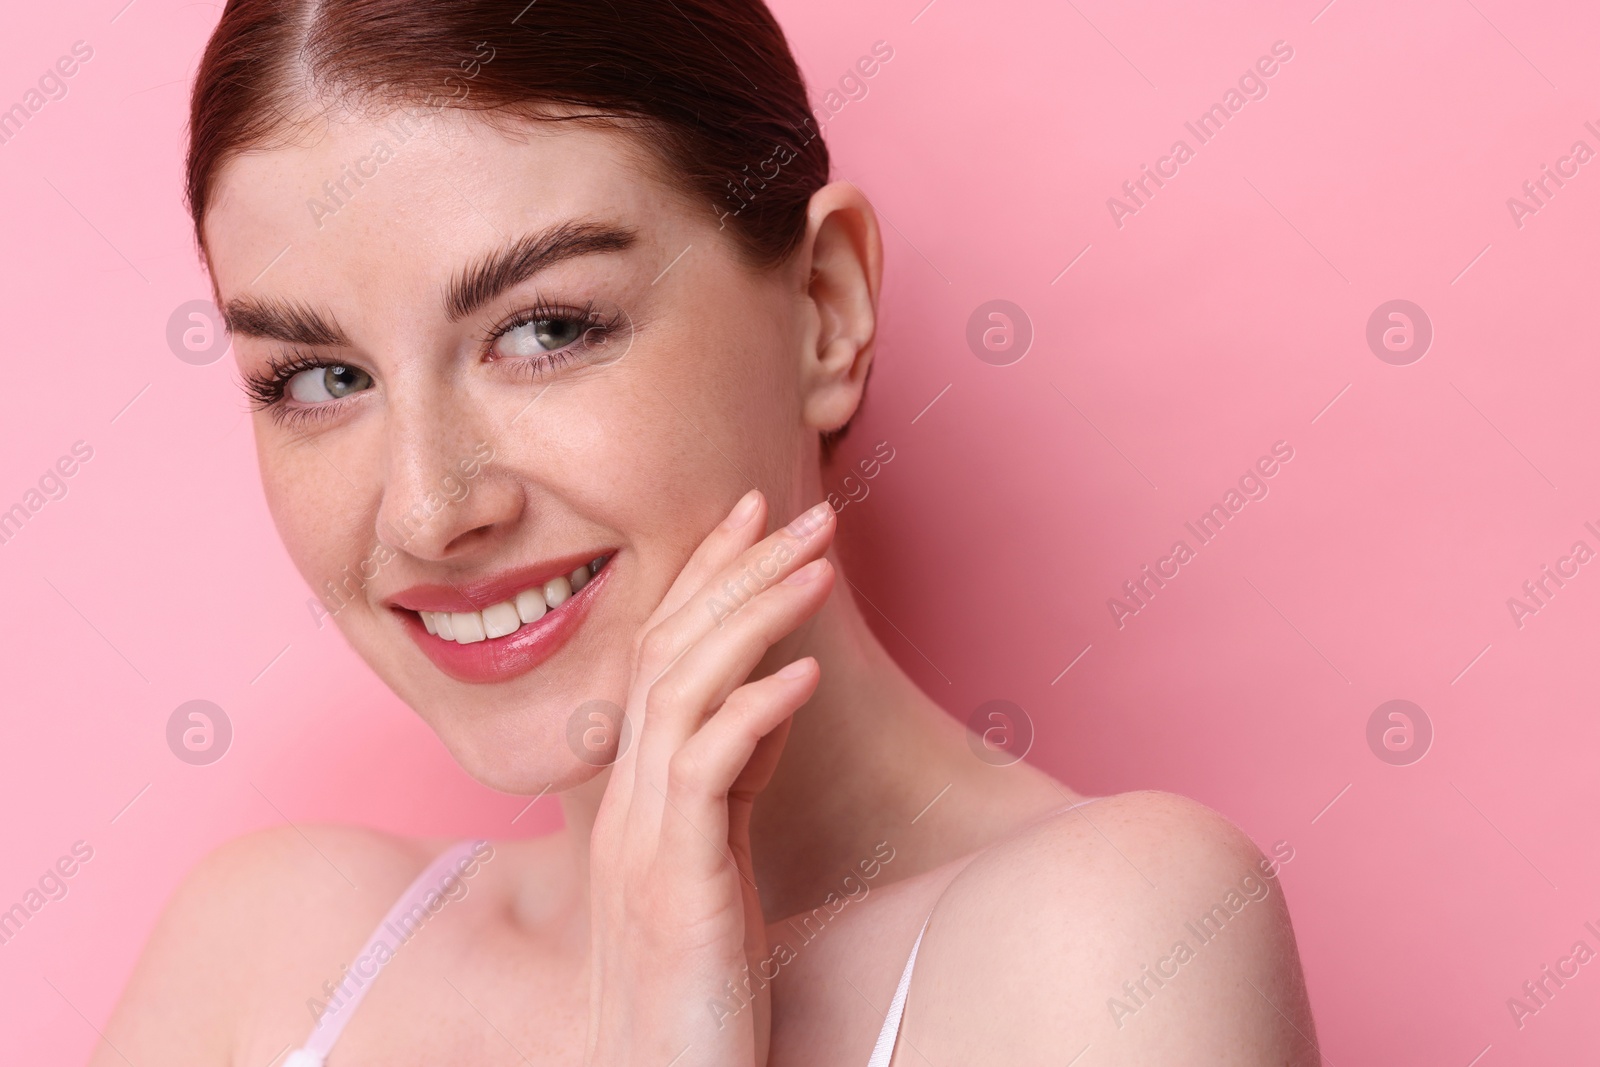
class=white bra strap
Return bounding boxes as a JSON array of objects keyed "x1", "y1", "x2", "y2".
[
  {"x1": 864, "y1": 796, "x2": 1101, "y2": 1066},
  {"x1": 289, "y1": 838, "x2": 487, "y2": 1062},
  {"x1": 866, "y1": 914, "x2": 930, "y2": 1067}
]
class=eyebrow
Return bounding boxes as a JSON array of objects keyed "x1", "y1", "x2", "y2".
[
  {"x1": 220, "y1": 219, "x2": 639, "y2": 344},
  {"x1": 445, "y1": 219, "x2": 638, "y2": 322},
  {"x1": 221, "y1": 295, "x2": 350, "y2": 346}
]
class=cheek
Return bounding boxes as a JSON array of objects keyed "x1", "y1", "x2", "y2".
[
  {"x1": 512, "y1": 333, "x2": 788, "y2": 596},
  {"x1": 519, "y1": 383, "x2": 712, "y2": 571},
  {"x1": 256, "y1": 425, "x2": 372, "y2": 590}
]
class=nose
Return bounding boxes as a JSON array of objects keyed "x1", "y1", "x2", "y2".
[{"x1": 374, "y1": 393, "x2": 521, "y2": 562}]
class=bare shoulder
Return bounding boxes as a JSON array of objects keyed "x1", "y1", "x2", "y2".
[
  {"x1": 898, "y1": 790, "x2": 1317, "y2": 1066},
  {"x1": 92, "y1": 822, "x2": 447, "y2": 1067}
]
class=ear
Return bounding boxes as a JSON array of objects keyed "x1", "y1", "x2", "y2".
[{"x1": 796, "y1": 180, "x2": 882, "y2": 434}]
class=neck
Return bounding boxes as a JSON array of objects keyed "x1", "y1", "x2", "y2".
[{"x1": 555, "y1": 551, "x2": 1067, "y2": 920}]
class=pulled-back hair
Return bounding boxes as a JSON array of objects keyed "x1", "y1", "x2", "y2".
[{"x1": 185, "y1": 0, "x2": 830, "y2": 272}]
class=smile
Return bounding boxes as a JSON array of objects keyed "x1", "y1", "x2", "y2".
[
  {"x1": 419, "y1": 555, "x2": 610, "y2": 644},
  {"x1": 390, "y1": 551, "x2": 616, "y2": 684}
]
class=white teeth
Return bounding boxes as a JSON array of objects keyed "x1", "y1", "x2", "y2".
[
  {"x1": 419, "y1": 557, "x2": 606, "y2": 645},
  {"x1": 452, "y1": 611, "x2": 487, "y2": 644},
  {"x1": 515, "y1": 587, "x2": 547, "y2": 624},
  {"x1": 482, "y1": 601, "x2": 520, "y2": 639}
]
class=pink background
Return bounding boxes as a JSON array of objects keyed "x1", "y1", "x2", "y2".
[{"x1": 3, "y1": 0, "x2": 1598, "y2": 1061}]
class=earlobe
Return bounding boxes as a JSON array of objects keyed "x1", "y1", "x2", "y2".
[{"x1": 798, "y1": 181, "x2": 883, "y2": 434}]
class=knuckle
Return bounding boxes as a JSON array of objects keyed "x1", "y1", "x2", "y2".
[
  {"x1": 642, "y1": 680, "x2": 680, "y2": 722},
  {"x1": 723, "y1": 581, "x2": 795, "y2": 635},
  {"x1": 730, "y1": 693, "x2": 773, "y2": 741},
  {"x1": 721, "y1": 684, "x2": 757, "y2": 719},
  {"x1": 758, "y1": 603, "x2": 796, "y2": 639},
  {"x1": 666, "y1": 746, "x2": 708, "y2": 795},
  {"x1": 637, "y1": 625, "x2": 674, "y2": 666}
]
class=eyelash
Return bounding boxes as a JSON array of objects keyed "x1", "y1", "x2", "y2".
[{"x1": 241, "y1": 299, "x2": 625, "y2": 428}]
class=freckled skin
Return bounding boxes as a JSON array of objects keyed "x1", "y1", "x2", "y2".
[
  {"x1": 208, "y1": 108, "x2": 812, "y2": 793},
  {"x1": 93, "y1": 106, "x2": 1317, "y2": 1067}
]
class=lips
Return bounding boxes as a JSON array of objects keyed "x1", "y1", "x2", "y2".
[
  {"x1": 390, "y1": 550, "x2": 610, "y2": 613},
  {"x1": 417, "y1": 555, "x2": 609, "y2": 644},
  {"x1": 389, "y1": 551, "x2": 615, "y2": 684}
]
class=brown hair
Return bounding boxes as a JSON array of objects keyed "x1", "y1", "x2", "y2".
[{"x1": 184, "y1": 0, "x2": 830, "y2": 272}]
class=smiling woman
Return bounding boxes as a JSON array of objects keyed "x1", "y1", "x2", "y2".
[{"x1": 89, "y1": 1, "x2": 1318, "y2": 1065}]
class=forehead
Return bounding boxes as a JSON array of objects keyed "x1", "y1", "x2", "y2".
[{"x1": 203, "y1": 107, "x2": 681, "y2": 306}]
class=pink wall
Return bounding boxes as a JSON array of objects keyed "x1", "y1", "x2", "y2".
[{"x1": 2, "y1": 0, "x2": 1597, "y2": 1061}]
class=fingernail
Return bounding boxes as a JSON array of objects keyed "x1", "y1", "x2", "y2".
[
  {"x1": 783, "y1": 558, "x2": 828, "y2": 585},
  {"x1": 784, "y1": 501, "x2": 833, "y2": 538},
  {"x1": 776, "y1": 657, "x2": 814, "y2": 679},
  {"x1": 721, "y1": 489, "x2": 761, "y2": 530}
]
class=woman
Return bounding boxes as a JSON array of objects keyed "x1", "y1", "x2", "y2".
[{"x1": 96, "y1": 0, "x2": 1318, "y2": 1063}]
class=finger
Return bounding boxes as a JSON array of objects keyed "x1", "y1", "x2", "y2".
[
  {"x1": 626, "y1": 556, "x2": 831, "y2": 832},
  {"x1": 606, "y1": 489, "x2": 768, "y2": 810},
  {"x1": 617, "y1": 499, "x2": 832, "y2": 821},
  {"x1": 658, "y1": 658, "x2": 819, "y2": 877},
  {"x1": 638, "y1": 556, "x2": 833, "y2": 767},
  {"x1": 635, "y1": 500, "x2": 835, "y2": 686},
  {"x1": 641, "y1": 487, "x2": 769, "y2": 637}
]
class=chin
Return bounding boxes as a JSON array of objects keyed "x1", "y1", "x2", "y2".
[
  {"x1": 324, "y1": 554, "x2": 642, "y2": 794},
  {"x1": 448, "y1": 732, "x2": 608, "y2": 796},
  {"x1": 388, "y1": 653, "x2": 635, "y2": 797}
]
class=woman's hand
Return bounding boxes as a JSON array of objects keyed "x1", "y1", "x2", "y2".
[{"x1": 584, "y1": 490, "x2": 836, "y2": 1067}]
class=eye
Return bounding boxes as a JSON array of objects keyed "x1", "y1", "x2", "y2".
[
  {"x1": 285, "y1": 363, "x2": 374, "y2": 403},
  {"x1": 493, "y1": 315, "x2": 588, "y2": 359}
]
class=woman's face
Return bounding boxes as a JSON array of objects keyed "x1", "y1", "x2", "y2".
[{"x1": 204, "y1": 106, "x2": 816, "y2": 792}]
